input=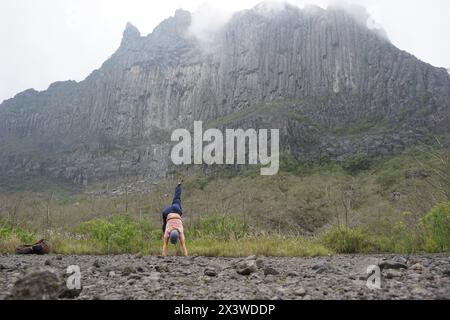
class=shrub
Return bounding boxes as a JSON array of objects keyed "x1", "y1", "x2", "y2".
[
  {"x1": 187, "y1": 213, "x2": 250, "y2": 240},
  {"x1": 280, "y1": 153, "x2": 301, "y2": 174},
  {"x1": 320, "y1": 226, "x2": 373, "y2": 253},
  {"x1": 342, "y1": 154, "x2": 371, "y2": 175},
  {"x1": 387, "y1": 216, "x2": 422, "y2": 253},
  {"x1": 421, "y1": 202, "x2": 450, "y2": 252},
  {"x1": 0, "y1": 226, "x2": 35, "y2": 243},
  {"x1": 76, "y1": 215, "x2": 158, "y2": 253}
]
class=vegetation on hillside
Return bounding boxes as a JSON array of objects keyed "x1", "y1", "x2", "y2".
[{"x1": 0, "y1": 140, "x2": 448, "y2": 256}]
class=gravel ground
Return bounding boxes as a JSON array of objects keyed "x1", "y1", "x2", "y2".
[{"x1": 0, "y1": 254, "x2": 449, "y2": 300}]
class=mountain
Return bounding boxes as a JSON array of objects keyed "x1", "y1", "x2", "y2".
[{"x1": 1, "y1": 3, "x2": 449, "y2": 188}]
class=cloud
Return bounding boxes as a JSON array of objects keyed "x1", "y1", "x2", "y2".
[
  {"x1": 328, "y1": 1, "x2": 389, "y2": 40},
  {"x1": 186, "y1": 0, "x2": 389, "y2": 46},
  {"x1": 186, "y1": 1, "x2": 294, "y2": 45},
  {"x1": 187, "y1": 3, "x2": 234, "y2": 45}
]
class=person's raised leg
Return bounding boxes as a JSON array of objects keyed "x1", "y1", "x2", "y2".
[{"x1": 172, "y1": 182, "x2": 183, "y2": 211}]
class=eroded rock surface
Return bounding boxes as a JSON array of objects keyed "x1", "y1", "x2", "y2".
[{"x1": 0, "y1": 254, "x2": 448, "y2": 300}]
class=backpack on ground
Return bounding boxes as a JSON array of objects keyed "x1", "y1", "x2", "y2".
[{"x1": 16, "y1": 239, "x2": 50, "y2": 255}]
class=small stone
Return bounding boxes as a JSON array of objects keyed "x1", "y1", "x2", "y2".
[
  {"x1": 249, "y1": 273, "x2": 261, "y2": 281},
  {"x1": 411, "y1": 287, "x2": 428, "y2": 296},
  {"x1": 56, "y1": 255, "x2": 63, "y2": 261},
  {"x1": 122, "y1": 266, "x2": 137, "y2": 276},
  {"x1": 128, "y1": 274, "x2": 142, "y2": 280},
  {"x1": 287, "y1": 271, "x2": 299, "y2": 277},
  {"x1": 204, "y1": 268, "x2": 217, "y2": 277},
  {"x1": 136, "y1": 266, "x2": 145, "y2": 272},
  {"x1": 294, "y1": 287, "x2": 306, "y2": 297},
  {"x1": 134, "y1": 252, "x2": 143, "y2": 259},
  {"x1": 378, "y1": 260, "x2": 407, "y2": 270},
  {"x1": 236, "y1": 260, "x2": 257, "y2": 276},
  {"x1": 155, "y1": 265, "x2": 169, "y2": 273},
  {"x1": 180, "y1": 260, "x2": 190, "y2": 267},
  {"x1": 148, "y1": 272, "x2": 161, "y2": 282},
  {"x1": 59, "y1": 287, "x2": 83, "y2": 299},
  {"x1": 108, "y1": 271, "x2": 116, "y2": 278},
  {"x1": 391, "y1": 256, "x2": 408, "y2": 265},
  {"x1": 408, "y1": 273, "x2": 422, "y2": 280},
  {"x1": 442, "y1": 269, "x2": 450, "y2": 277},
  {"x1": 44, "y1": 259, "x2": 52, "y2": 266},
  {"x1": 255, "y1": 258, "x2": 265, "y2": 269},
  {"x1": 93, "y1": 260, "x2": 102, "y2": 268},
  {"x1": 312, "y1": 262, "x2": 333, "y2": 274},
  {"x1": 182, "y1": 269, "x2": 192, "y2": 276},
  {"x1": 410, "y1": 263, "x2": 424, "y2": 271},
  {"x1": 385, "y1": 270, "x2": 402, "y2": 279},
  {"x1": 229, "y1": 274, "x2": 238, "y2": 280},
  {"x1": 264, "y1": 266, "x2": 279, "y2": 276}
]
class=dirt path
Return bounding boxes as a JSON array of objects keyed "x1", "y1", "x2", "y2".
[{"x1": 0, "y1": 254, "x2": 449, "y2": 300}]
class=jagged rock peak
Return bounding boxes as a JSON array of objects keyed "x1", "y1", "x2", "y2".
[
  {"x1": 123, "y1": 22, "x2": 140, "y2": 39},
  {"x1": 152, "y1": 8, "x2": 191, "y2": 38},
  {"x1": 174, "y1": 8, "x2": 190, "y2": 19},
  {"x1": 119, "y1": 22, "x2": 141, "y2": 48}
]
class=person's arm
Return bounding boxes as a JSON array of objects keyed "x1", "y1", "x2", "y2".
[
  {"x1": 162, "y1": 234, "x2": 169, "y2": 257},
  {"x1": 180, "y1": 232, "x2": 188, "y2": 257},
  {"x1": 163, "y1": 211, "x2": 168, "y2": 234}
]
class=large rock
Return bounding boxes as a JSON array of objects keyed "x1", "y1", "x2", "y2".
[
  {"x1": 312, "y1": 262, "x2": 334, "y2": 274},
  {"x1": 0, "y1": 4, "x2": 449, "y2": 187},
  {"x1": 8, "y1": 267, "x2": 80, "y2": 300}
]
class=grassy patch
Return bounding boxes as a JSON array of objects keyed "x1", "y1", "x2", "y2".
[
  {"x1": 185, "y1": 237, "x2": 330, "y2": 257},
  {"x1": 0, "y1": 215, "x2": 329, "y2": 256},
  {"x1": 319, "y1": 227, "x2": 374, "y2": 254}
]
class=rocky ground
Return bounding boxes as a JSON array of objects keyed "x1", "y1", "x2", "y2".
[{"x1": 0, "y1": 254, "x2": 449, "y2": 300}]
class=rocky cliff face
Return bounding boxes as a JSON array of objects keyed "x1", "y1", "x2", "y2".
[{"x1": 0, "y1": 4, "x2": 449, "y2": 188}]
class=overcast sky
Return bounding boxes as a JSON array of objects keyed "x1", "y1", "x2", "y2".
[{"x1": 1, "y1": 0, "x2": 450, "y2": 103}]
